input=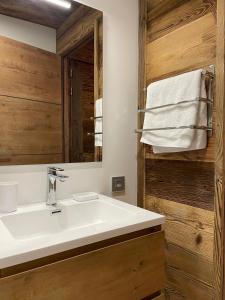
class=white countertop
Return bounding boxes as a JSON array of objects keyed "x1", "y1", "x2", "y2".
[{"x1": 0, "y1": 195, "x2": 164, "y2": 269}]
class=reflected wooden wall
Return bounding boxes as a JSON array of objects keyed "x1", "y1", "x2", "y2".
[
  {"x1": 138, "y1": 0, "x2": 223, "y2": 299},
  {"x1": 0, "y1": 36, "x2": 63, "y2": 165}
]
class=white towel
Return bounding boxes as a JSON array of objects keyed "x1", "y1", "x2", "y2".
[
  {"x1": 140, "y1": 70, "x2": 208, "y2": 153},
  {"x1": 95, "y1": 98, "x2": 103, "y2": 147}
]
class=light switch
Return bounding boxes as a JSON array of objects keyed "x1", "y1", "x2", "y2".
[{"x1": 112, "y1": 176, "x2": 125, "y2": 193}]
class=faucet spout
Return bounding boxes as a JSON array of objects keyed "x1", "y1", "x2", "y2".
[{"x1": 47, "y1": 167, "x2": 69, "y2": 207}]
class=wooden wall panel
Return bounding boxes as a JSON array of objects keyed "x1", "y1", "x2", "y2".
[
  {"x1": 140, "y1": 0, "x2": 218, "y2": 298},
  {"x1": 0, "y1": 36, "x2": 63, "y2": 165},
  {"x1": 146, "y1": 159, "x2": 214, "y2": 211},
  {"x1": 146, "y1": 196, "x2": 214, "y2": 298},
  {"x1": 146, "y1": 13, "x2": 216, "y2": 83},
  {"x1": 147, "y1": 0, "x2": 216, "y2": 43},
  {"x1": 0, "y1": 36, "x2": 61, "y2": 104},
  {"x1": 0, "y1": 154, "x2": 63, "y2": 166},
  {"x1": 0, "y1": 96, "x2": 62, "y2": 157}
]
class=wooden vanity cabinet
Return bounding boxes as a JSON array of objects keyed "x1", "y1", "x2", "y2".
[{"x1": 0, "y1": 228, "x2": 165, "y2": 300}]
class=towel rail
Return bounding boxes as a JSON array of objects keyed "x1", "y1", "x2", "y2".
[
  {"x1": 138, "y1": 98, "x2": 212, "y2": 113},
  {"x1": 143, "y1": 69, "x2": 215, "y2": 92},
  {"x1": 135, "y1": 125, "x2": 212, "y2": 134},
  {"x1": 138, "y1": 66, "x2": 215, "y2": 137}
]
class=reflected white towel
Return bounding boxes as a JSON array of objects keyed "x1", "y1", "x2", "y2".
[
  {"x1": 140, "y1": 70, "x2": 208, "y2": 153},
  {"x1": 95, "y1": 98, "x2": 103, "y2": 147}
]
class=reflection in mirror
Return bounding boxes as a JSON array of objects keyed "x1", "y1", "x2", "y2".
[{"x1": 0, "y1": 0, "x2": 103, "y2": 165}]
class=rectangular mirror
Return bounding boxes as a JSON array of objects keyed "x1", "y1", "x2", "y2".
[{"x1": 0, "y1": 0, "x2": 103, "y2": 165}]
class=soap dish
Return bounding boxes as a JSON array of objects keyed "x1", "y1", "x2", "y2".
[{"x1": 73, "y1": 192, "x2": 99, "y2": 202}]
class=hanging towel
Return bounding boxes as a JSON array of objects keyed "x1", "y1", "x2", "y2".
[
  {"x1": 140, "y1": 69, "x2": 208, "y2": 153},
  {"x1": 95, "y1": 98, "x2": 103, "y2": 147}
]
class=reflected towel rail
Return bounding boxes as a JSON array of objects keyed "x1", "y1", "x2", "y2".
[
  {"x1": 87, "y1": 132, "x2": 103, "y2": 136},
  {"x1": 90, "y1": 116, "x2": 103, "y2": 120}
]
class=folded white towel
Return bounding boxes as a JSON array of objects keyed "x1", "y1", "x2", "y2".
[
  {"x1": 140, "y1": 69, "x2": 208, "y2": 153},
  {"x1": 95, "y1": 98, "x2": 103, "y2": 147}
]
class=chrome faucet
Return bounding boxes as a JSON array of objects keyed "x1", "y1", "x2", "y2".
[{"x1": 47, "y1": 167, "x2": 69, "y2": 207}]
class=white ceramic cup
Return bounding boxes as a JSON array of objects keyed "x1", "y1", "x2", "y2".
[{"x1": 0, "y1": 182, "x2": 18, "y2": 213}]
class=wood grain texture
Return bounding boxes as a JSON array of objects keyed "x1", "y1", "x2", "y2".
[
  {"x1": 146, "y1": 13, "x2": 216, "y2": 83},
  {"x1": 147, "y1": 0, "x2": 189, "y2": 22},
  {"x1": 140, "y1": 1, "x2": 218, "y2": 299},
  {"x1": 146, "y1": 196, "x2": 214, "y2": 297},
  {"x1": 145, "y1": 197, "x2": 214, "y2": 262},
  {"x1": 57, "y1": 5, "x2": 95, "y2": 39},
  {"x1": 94, "y1": 17, "x2": 103, "y2": 162},
  {"x1": 213, "y1": 0, "x2": 225, "y2": 299},
  {"x1": 147, "y1": 0, "x2": 216, "y2": 42},
  {"x1": 152, "y1": 294, "x2": 165, "y2": 300},
  {"x1": 69, "y1": 59, "x2": 95, "y2": 162},
  {"x1": 166, "y1": 242, "x2": 213, "y2": 287},
  {"x1": 0, "y1": 96, "x2": 62, "y2": 158},
  {"x1": 146, "y1": 159, "x2": 214, "y2": 211},
  {"x1": 56, "y1": 9, "x2": 102, "y2": 56},
  {"x1": 0, "y1": 154, "x2": 63, "y2": 166},
  {"x1": 0, "y1": 36, "x2": 61, "y2": 104},
  {"x1": 0, "y1": 0, "x2": 81, "y2": 29},
  {"x1": 138, "y1": 0, "x2": 148, "y2": 208},
  {"x1": 166, "y1": 266, "x2": 214, "y2": 300},
  {"x1": 0, "y1": 232, "x2": 165, "y2": 300}
]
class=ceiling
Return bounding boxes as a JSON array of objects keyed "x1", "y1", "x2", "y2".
[{"x1": 0, "y1": 0, "x2": 82, "y2": 29}]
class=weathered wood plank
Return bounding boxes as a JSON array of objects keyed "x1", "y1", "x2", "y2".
[
  {"x1": 147, "y1": 0, "x2": 189, "y2": 22},
  {"x1": 138, "y1": 0, "x2": 148, "y2": 208},
  {"x1": 166, "y1": 242, "x2": 213, "y2": 286},
  {"x1": 145, "y1": 196, "x2": 214, "y2": 262},
  {"x1": 147, "y1": 0, "x2": 216, "y2": 42},
  {"x1": 0, "y1": 154, "x2": 63, "y2": 166},
  {"x1": 166, "y1": 266, "x2": 214, "y2": 300},
  {"x1": 214, "y1": 0, "x2": 225, "y2": 299},
  {"x1": 57, "y1": 9, "x2": 102, "y2": 56},
  {"x1": 0, "y1": 36, "x2": 61, "y2": 104},
  {"x1": 145, "y1": 159, "x2": 214, "y2": 211},
  {"x1": 0, "y1": 96, "x2": 62, "y2": 157},
  {"x1": 146, "y1": 13, "x2": 216, "y2": 83},
  {"x1": 0, "y1": 233, "x2": 165, "y2": 300},
  {"x1": 57, "y1": 5, "x2": 94, "y2": 39}
]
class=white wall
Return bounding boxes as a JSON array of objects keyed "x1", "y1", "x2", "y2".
[
  {"x1": 0, "y1": 14, "x2": 56, "y2": 53},
  {"x1": 0, "y1": 0, "x2": 139, "y2": 206}
]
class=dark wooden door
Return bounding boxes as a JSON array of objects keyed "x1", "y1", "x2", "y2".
[{"x1": 69, "y1": 59, "x2": 94, "y2": 162}]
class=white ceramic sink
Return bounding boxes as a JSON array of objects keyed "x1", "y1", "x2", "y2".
[
  {"x1": 0, "y1": 195, "x2": 164, "y2": 269},
  {"x1": 1, "y1": 200, "x2": 135, "y2": 239}
]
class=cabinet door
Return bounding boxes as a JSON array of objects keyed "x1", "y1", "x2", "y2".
[{"x1": 0, "y1": 232, "x2": 165, "y2": 300}]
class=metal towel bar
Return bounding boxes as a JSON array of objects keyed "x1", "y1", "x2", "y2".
[
  {"x1": 135, "y1": 125, "x2": 212, "y2": 134},
  {"x1": 90, "y1": 116, "x2": 103, "y2": 120},
  {"x1": 138, "y1": 98, "x2": 212, "y2": 113},
  {"x1": 87, "y1": 132, "x2": 103, "y2": 136},
  {"x1": 137, "y1": 66, "x2": 215, "y2": 137}
]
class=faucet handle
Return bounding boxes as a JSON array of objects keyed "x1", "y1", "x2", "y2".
[{"x1": 48, "y1": 167, "x2": 64, "y2": 175}]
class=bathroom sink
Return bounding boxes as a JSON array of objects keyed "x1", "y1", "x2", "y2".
[
  {"x1": 1, "y1": 200, "x2": 134, "y2": 239},
  {"x1": 0, "y1": 195, "x2": 164, "y2": 269}
]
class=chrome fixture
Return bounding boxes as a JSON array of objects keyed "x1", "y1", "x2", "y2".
[{"x1": 47, "y1": 167, "x2": 69, "y2": 208}]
